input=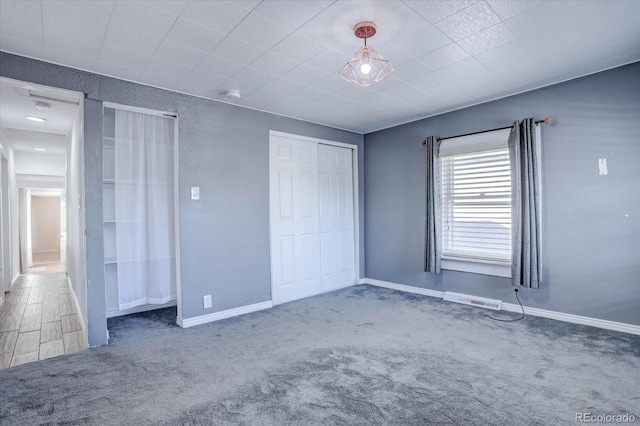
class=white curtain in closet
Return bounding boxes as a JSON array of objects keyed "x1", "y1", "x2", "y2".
[{"x1": 114, "y1": 109, "x2": 175, "y2": 310}]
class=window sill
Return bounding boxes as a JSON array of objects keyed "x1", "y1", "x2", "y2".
[{"x1": 441, "y1": 256, "x2": 511, "y2": 278}]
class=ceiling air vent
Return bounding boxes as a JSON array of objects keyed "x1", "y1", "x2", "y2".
[
  {"x1": 15, "y1": 86, "x2": 81, "y2": 105},
  {"x1": 442, "y1": 292, "x2": 502, "y2": 311}
]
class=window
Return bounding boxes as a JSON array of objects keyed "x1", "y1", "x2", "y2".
[{"x1": 439, "y1": 129, "x2": 512, "y2": 277}]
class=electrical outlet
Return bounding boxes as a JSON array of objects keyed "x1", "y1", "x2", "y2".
[{"x1": 203, "y1": 294, "x2": 212, "y2": 309}]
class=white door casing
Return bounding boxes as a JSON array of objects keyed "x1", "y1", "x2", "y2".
[
  {"x1": 102, "y1": 102, "x2": 182, "y2": 322},
  {"x1": 269, "y1": 135, "x2": 322, "y2": 305},
  {"x1": 318, "y1": 144, "x2": 355, "y2": 292},
  {"x1": 26, "y1": 189, "x2": 32, "y2": 268},
  {"x1": 0, "y1": 155, "x2": 8, "y2": 292},
  {"x1": 59, "y1": 189, "x2": 67, "y2": 272}
]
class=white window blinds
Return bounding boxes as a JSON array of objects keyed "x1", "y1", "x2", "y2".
[{"x1": 440, "y1": 129, "x2": 511, "y2": 263}]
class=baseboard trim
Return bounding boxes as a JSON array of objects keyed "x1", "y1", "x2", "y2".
[
  {"x1": 360, "y1": 278, "x2": 640, "y2": 336},
  {"x1": 179, "y1": 300, "x2": 273, "y2": 329},
  {"x1": 501, "y1": 302, "x2": 640, "y2": 336},
  {"x1": 360, "y1": 278, "x2": 444, "y2": 299},
  {"x1": 107, "y1": 300, "x2": 177, "y2": 319},
  {"x1": 67, "y1": 276, "x2": 89, "y2": 348}
]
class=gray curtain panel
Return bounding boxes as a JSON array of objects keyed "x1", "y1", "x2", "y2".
[
  {"x1": 424, "y1": 136, "x2": 442, "y2": 274},
  {"x1": 508, "y1": 119, "x2": 541, "y2": 288}
]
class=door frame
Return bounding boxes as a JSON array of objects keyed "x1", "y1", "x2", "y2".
[
  {"x1": 0, "y1": 154, "x2": 10, "y2": 294},
  {"x1": 59, "y1": 188, "x2": 66, "y2": 272},
  {"x1": 268, "y1": 130, "x2": 361, "y2": 303},
  {"x1": 26, "y1": 188, "x2": 63, "y2": 270},
  {"x1": 16, "y1": 176, "x2": 65, "y2": 272},
  {"x1": 102, "y1": 102, "x2": 183, "y2": 325}
]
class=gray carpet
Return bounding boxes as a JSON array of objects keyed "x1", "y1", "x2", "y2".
[{"x1": 1, "y1": 285, "x2": 638, "y2": 425}]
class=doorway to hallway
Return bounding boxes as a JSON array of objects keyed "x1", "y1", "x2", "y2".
[
  {"x1": 1, "y1": 76, "x2": 88, "y2": 362},
  {"x1": 20, "y1": 188, "x2": 65, "y2": 275}
]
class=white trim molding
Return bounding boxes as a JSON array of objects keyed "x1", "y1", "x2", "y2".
[
  {"x1": 441, "y1": 257, "x2": 511, "y2": 278},
  {"x1": 16, "y1": 174, "x2": 65, "y2": 189},
  {"x1": 359, "y1": 278, "x2": 640, "y2": 336},
  {"x1": 179, "y1": 301, "x2": 273, "y2": 329},
  {"x1": 103, "y1": 101, "x2": 177, "y2": 118},
  {"x1": 67, "y1": 276, "x2": 89, "y2": 348},
  {"x1": 501, "y1": 303, "x2": 640, "y2": 336},
  {"x1": 360, "y1": 278, "x2": 444, "y2": 299},
  {"x1": 269, "y1": 130, "x2": 357, "y2": 150}
]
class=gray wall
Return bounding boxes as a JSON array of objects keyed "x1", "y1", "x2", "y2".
[
  {"x1": 364, "y1": 62, "x2": 640, "y2": 326},
  {"x1": 83, "y1": 99, "x2": 107, "y2": 345},
  {"x1": 0, "y1": 52, "x2": 364, "y2": 345}
]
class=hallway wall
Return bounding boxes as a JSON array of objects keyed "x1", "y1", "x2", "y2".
[
  {"x1": 14, "y1": 152, "x2": 66, "y2": 176},
  {"x1": 0, "y1": 129, "x2": 19, "y2": 286}
]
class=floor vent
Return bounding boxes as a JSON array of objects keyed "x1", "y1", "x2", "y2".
[{"x1": 442, "y1": 292, "x2": 502, "y2": 311}]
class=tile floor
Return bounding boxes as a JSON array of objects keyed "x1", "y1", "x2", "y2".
[
  {"x1": 0, "y1": 272, "x2": 87, "y2": 369},
  {"x1": 29, "y1": 252, "x2": 63, "y2": 273}
]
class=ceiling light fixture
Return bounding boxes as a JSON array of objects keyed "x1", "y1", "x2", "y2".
[
  {"x1": 26, "y1": 116, "x2": 47, "y2": 122},
  {"x1": 33, "y1": 148, "x2": 46, "y2": 152},
  {"x1": 34, "y1": 101, "x2": 52, "y2": 110},
  {"x1": 339, "y1": 21, "x2": 394, "y2": 86}
]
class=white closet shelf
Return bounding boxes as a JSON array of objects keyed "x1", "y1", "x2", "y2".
[
  {"x1": 105, "y1": 257, "x2": 117, "y2": 265},
  {"x1": 103, "y1": 136, "x2": 150, "y2": 144},
  {"x1": 104, "y1": 219, "x2": 168, "y2": 224}
]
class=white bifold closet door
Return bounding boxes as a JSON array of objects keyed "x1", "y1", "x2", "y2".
[
  {"x1": 318, "y1": 144, "x2": 355, "y2": 292},
  {"x1": 270, "y1": 136, "x2": 322, "y2": 304},
  {"x1": 270, "y1": 134, "x2": 355, "y2": 305}
]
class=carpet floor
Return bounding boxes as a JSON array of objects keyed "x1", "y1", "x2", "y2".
[{"x1": 1, "y1": 284, "x2": 638, "y2": 425}]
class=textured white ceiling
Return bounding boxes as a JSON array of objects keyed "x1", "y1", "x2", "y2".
[{"x1": 1, "y1": 0, "x2": 639, "y2": 134}]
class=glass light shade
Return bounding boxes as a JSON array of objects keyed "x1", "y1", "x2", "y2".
[
  {"x1": 339, "y1": 45, "x2": 394, "y2": 86},
  {"x1": 25, "y1": 116, "x2": 47, "y2": 122}
]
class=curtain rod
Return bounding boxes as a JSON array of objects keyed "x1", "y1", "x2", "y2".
[{"x1": 421, "y1": 117, "x2": 552, "y2": 145}]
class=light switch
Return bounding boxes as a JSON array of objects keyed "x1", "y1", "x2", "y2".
[
  {"x1": 598, "y1": 158, "x2": 608, "y2": 176},
  {"x1": 191, "y1": 186, "x2": 200, "y2": 200}
]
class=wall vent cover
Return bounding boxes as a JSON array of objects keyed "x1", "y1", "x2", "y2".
[{"x1": 442, "y1": 292, "x2": 502, "y2": 311}]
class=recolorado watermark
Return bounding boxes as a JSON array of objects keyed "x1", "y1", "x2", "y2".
[{"x1": 576, "y1": 413, "x2": 637, "y2": 423}]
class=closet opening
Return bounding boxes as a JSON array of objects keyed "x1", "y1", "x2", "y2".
[
  {"x1": 102, "y1": 103, "x2": 181, "y2": 325},
  {"x1": 269, "y1": 131, "x2": 360, "y2": 305}
]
